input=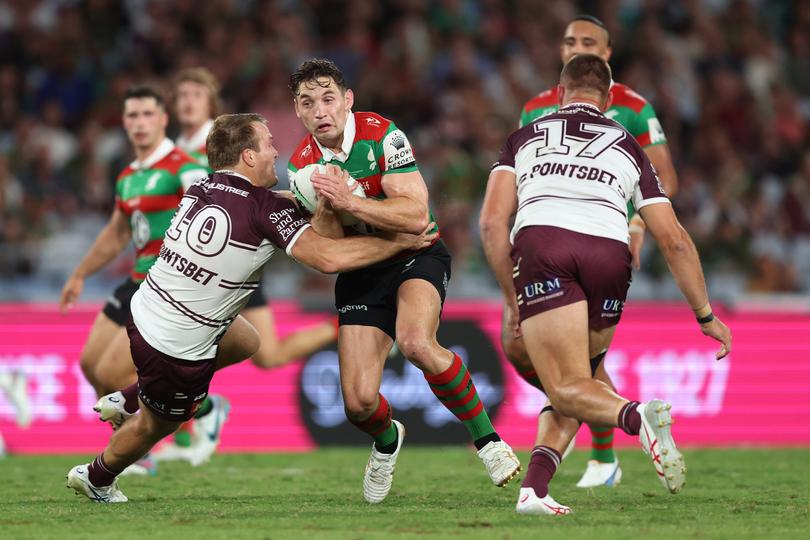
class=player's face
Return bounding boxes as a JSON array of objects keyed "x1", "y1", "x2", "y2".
[
  {"x1": 293, "y1": 77, "x2": 354, "y2": 148},
  {"x1": 561, "y1": 21, "x2": 612, "y2": 64},
  {"x1": 175, "y1": 81, "x2": 211, "y2": 128},
  {"x1": 122, "y1": 97, "x2": 168, "y2": 152},
  {"x1": 250, "y1": 122, "x2": 279, "y2": 188}
]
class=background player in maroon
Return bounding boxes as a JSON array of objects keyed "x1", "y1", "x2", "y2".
[
  {"x1": 289, "y1": 59, "x2": 520, "y2": 503},
  {"x1": 66, "y1": 113, "x2": 437, "y2": 503}
]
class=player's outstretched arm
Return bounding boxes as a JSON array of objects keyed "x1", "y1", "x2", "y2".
[
  {"x1": 290, "y1": 224, "x2": 438, "y2": 274},
  {"x1": 60, "y1": 207, "x2": 132, "y2": 312},
  {"x1": 639, "y1": 202, "x2": 731, "y2": 358},
  {"x1": 312, "y1": 170, "x2": 429, "y2": 234}
]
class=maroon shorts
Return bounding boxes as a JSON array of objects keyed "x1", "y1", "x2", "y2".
[
  {"x1": 511, "y1": 226, "x2": 631, "y2": 330},
  {"x1": 126, "y1": 319, "x2": 216, "y2": 422}
]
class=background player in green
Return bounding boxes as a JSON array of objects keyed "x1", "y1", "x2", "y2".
[
  {"x1": 288, "y1": 59, "x2": 520, "y2": 503},
  {"x1": 59, "y1": 85, "x2": 208, "y2": 474},
  {"x1": 155, "y1": 67, "x2": 340, "y2": 464},
  {"x1": 482, "y1": 14, "x2": 681, "y2": 489}
]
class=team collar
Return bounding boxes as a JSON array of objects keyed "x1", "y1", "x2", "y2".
[
  {"x1": 561, "y1": 102, "x2": 603, "y2": 113},
  {"x1": 214, "y1": 169, "x2": 252, "y2": 184},
  {"x1": 314, "y1": 111, "x2": 356, "y2": 162},
  {"x1": 176, "y1": 119, "x2": 213, "y2": 154},
  {"x1": 129, "y1": 138, "x2": 175, "y2": 170}
]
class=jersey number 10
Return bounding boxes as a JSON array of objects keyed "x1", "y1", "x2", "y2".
[{"x1": 166, "y1": 195, "x2": 233, "y2": 257}]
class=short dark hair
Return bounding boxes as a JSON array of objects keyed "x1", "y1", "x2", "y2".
[
  {"x1": 173, "y1": 67, "x2": 223, "y2": 117},
  {"x1": 559, "y1": 54, "x2": 612, "y2": 99},
  {"x1": 570, "y1": 14, "x2": 611, "y2": 46},
  {"x1": 289, "y1": 58, "x2": 348, "y2": 97},
  {"x1": 206, "y1": 113, "x2": 267, "y2": 170},
  {"x1": 123, "y1": 85, "x2": 165, "y2": 109}
]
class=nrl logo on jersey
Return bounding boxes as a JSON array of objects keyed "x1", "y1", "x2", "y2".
[
  {"x1": 300, "y1": 144, "x2": 312, "y2": 158},
  {"x1": 365, "y1": 116, "x2": 381, "y2": 127}
]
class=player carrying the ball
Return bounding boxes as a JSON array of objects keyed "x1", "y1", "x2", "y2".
[{"x1": 288, "y1": 59, "x2": 521, "y2": 504}]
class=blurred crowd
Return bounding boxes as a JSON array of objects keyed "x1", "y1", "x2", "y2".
[{"x1": 0, "y1": 0, "x2": 809, "y2": 303}]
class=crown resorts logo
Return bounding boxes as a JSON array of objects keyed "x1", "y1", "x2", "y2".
[{"x1": 389, "y1": 133, "x2": 406, "y2": 150}]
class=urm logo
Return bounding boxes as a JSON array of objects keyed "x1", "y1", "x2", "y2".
[{"x1": 523, "y1": 278, "x2": 561, "y2": 298}]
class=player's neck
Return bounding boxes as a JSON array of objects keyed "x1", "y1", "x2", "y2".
[
  {"x1": 317, "y1": 133, "x2": 345, "y2": 155},
  {"x1": 134, "y1": 138, "x2": 165, "y2": 163},
  {"x1": 561, "y1": 93, "x2": 603, "y2": 111},
  {"x1": 225, "y1": 164, "x2": 260, "y2": 186},
  {"x1": 180, "y1": 121, "x2": 206, "y2": 139}
]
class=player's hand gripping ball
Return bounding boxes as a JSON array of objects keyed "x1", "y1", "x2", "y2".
[{"x1": 290, "y1": 163, "x2": 366, "y2": 225}]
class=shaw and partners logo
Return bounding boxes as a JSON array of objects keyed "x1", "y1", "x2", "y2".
[
  {"x1": 517, "y1": 278, "x2": 562, "y2": 307},
  {"x1": 298, "y1": 320, "x2": 504, "y2": 445}
]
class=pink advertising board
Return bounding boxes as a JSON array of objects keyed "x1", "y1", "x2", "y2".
[{"x1": 0, "y1": 302, "x2": 807, "y2": 453}]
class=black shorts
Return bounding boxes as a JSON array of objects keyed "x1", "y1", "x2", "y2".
[
  {"x1": 126, "y1": 319, "x2": 216, "y2": 422},
  {"x1": 335, "y1": 240, "x2": 451, "y2": 339},
  {"x1": 102, "y1": 279, "x2": 140, "y2": 326},
  {"x1": 243, "y1": 276, "x2": 268, "y2": 310}
]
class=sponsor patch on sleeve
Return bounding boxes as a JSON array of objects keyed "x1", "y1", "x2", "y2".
[{"x1": 382, "y1": 129, "x2": 416, "y2": 171}]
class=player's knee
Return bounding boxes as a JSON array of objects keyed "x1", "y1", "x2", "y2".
[
  {"x1": 343, "y1": 389, "x2": 378, "y2": 419},
  {"x1": 544, "y1": 381, "x2": 580, "y2": 417},
  {"x1": 396, "y1": 333, "x2": 435, "y2": 368}
]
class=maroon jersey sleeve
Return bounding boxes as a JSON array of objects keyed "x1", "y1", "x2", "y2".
[
  {"x1": 491, "y1": 133, "x2": 518, "y2": 172},
  {"x1": 632, "y1": 153, "x2": 670, "y2": 210},
  {"x1": 254, "y1": 192, "x2": 312, "y2": 254}
]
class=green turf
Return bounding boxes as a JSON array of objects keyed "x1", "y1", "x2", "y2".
[{"x1": 1, "y1": 448, "x2": 808, "y2": 540}]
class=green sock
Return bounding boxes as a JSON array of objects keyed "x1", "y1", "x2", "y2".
[
  {"x1": 194, "y1": 397, "x2": 214, "y2": 419},
  {"x1": 174, "y1": 429, "x2": 192, "y2": 447},
  {"x1": 425, "y1": 354, "x2": 495, "y2": 442},
  {"x1": 589, "y1": 426, "x2": 616, "y2": 463}
]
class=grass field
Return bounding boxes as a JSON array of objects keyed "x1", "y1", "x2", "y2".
[{"x1": 1, "y1": 448, "x2": 808, "y2": 540}]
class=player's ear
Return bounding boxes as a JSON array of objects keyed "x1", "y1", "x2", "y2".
[
  {"x1": 293, "y1": 98, "x2": 301, "y2": 118},
  {"x1": 242, "y1": 147, "x2": 255, "y2": 167},
  {"x1": 557, "y1": 85, "x2": 565, "y2": 107},
  {"x1": 344, "y1": 89, "x2": 354, "y2": 110}
]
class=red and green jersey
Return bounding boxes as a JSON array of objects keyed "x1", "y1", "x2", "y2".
[
  {"x1": 519, "y1": 83, "x2": 666, "y2": 147},
  {"x1": 288, "y1": 111, "x2": 439, "y2": 237},
  {"x1": 115, "y1": 138, "x2": 209, "y2": 281},
  {"x1": 176, "y1": 119, "x2": 213, "y2": 168}
]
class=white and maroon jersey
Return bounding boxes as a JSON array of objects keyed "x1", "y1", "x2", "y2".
[
  {"x1": 131, "y1": 171, "x2": 310, "y2": 360},
  {"x1": 493, "y1": 103, "x2": 669, "y2": 244}
]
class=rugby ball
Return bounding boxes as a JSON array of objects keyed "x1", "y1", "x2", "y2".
[{"x1": 290, "y1": 163, "x2": 366, "y2": 226}]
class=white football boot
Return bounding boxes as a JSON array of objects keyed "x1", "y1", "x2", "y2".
[
  {"x1": 184, "y1": 395, "x2": 230, "y2": 466},
  {"x1": 93, "y1": 391, "x2": 133, "y2": 430},
  {"x1": 515, "y1": 487, "x2": 572, "y2": 516},
  {"x1": 478, "y1": 440, "x2": 521, "y2": 487},
  {"x1": 575, "y1": 459, "x2": 622, "y2": 488},
  {"x1": 363, "y1": 420, "x2": 405, "y2": 503},
  {"x1": 638, "y1": 400, "x2": 686, "y2": 493},
  {"x1": 152, "y1": 441, "x2": 196, "y2": 463},
  {"x1": 66, "y1": 464, "x2": 128, "y2": 503}
]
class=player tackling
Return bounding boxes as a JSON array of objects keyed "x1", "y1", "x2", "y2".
[{"x1": 66, "y1": 113, "x2": 436, "y2": 502}]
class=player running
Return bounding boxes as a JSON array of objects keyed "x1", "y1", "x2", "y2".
[
  {"x1": 154, "y1": 68, "x2": 339, "y2": 465},
  {"x1": 60, "y1": 85, "x2": 209, "y2": 475},
  {"x1": 482, "y1": 14, "x2": 680, "y2": 489},
  {"x1": 66, "y1": 113, "x2": 436, "y2": 503},
  {"x1": 486, "y1": 54, "x2": 731, "y2": 515},
  {"x1": 288, "y1": 59, "x2": 520, "y2": 503}
]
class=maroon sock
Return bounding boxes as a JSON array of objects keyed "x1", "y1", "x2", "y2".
[
  {"x1": 87, "y1": 453, "x2": 124, "y2": 487},
  {"x1": 521, "y1": 445, "x2": 561, "y2": 497},
  {"x1": 120, "y1": 383, "x2": 140, "y2": 414},
  {"x1": 618, "y1": 401, "x2": 642, "y2": 435}
]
